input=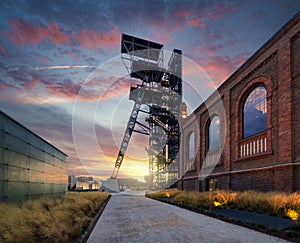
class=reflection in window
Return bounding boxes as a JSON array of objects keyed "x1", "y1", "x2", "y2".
[
  {"x1": 243, "y1": 86, "x2": 267, "y2": 138},
  {"x1": 209, "y1": 116, "x2": 220, "y2": 151},
  {"x1": 188, "y1": 132, "x2": 195, "y2": 160}
]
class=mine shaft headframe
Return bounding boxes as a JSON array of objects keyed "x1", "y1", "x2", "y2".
[{"x1": 121, "y1": 33, "x2": 164, "y2": 82}]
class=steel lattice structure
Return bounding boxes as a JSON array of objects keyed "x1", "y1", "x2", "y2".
[{"x1": 112, "y1": 34, "x2": 182, "y2": 189}]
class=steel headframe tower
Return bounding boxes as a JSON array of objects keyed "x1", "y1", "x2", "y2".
[{"x1": 111, "y1": 33, "x2": 182, "y2": 189}]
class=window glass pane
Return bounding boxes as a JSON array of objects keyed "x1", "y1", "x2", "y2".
[
  {"x1": 209, "y1": 116, "x2": 220, "y2": 151},
  {"x1": 243, "y1": 86, "x2": 267, "y2": 138},
  {"x1": 188, "y1": 132, "x2": 195, "y2": 159}
]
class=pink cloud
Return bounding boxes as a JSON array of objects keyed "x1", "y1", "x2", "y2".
[
  {"x1": 0, "y1": 45, "x2": 6, "y2": 55},
  {"x1": 152, "y1": 31, "x2": 172, "y2": 43},
  {"x1": 201, "y1": 54, "x2": 248, "y2": 86},
  {"x1": 100, "y1": 78, "x2": 131, "y2": 100},
  {"x1": 172, "y1": 9, "x2": 192, "y2": 18},
  {"x1": 44, "y1": 77, "x2": 131, "y2": 102},
  {"x1": 202, "y1": 57, "x2": 234, "y2": 85},
  {"x1": 3, "y1": 70, "x2": 132, "y2": 103},
  {"x1": 46, "y1": 81, "x2": 83, "y2": 100},
  {"x1": 207, "y1": 2, "x2": 238, "y2": 19},
  {"x1": 76, "y1": 27, "x2": 120, "y2": 49},
  {"x1": 187, "y1": 17, "x2": 205, "y2": 27},
  {"x1": 0, "y1": 79, "x2": 40, "y2": 91},
  {"x1": 6, "y1": 19, "x2": 70, "y2": 46},
  {"x1": 25, "y1": 78, "x2": 39, "y2": 90},
  {"x1": 4, "y1": 66, "x2": 40, "y2": 91},
  {"x1": 0, "y1": 82, "x2": 21, "y2": 91}
]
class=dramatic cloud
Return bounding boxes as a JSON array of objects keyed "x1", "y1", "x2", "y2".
[
  {"x1": 4, "y1": 66, "x2": 40, "y2": 90},
  {"x1": 100, "y1": 78, "x2": 132, "y2": 100},
  {"x1": 46, "y1": 79, "x2": 81, "y2": 100},
  {"x1": 0, "y1": 0, "x2": 299, "y2": 180},
  {"x1": 31, "y1": 65, "x2": 95, "y2": 71},
  {"x1": 76, "y1": 27, "x2": 121, "y2": 49},
  {"x1": 202, "y1": 54, "x2": 248, "y2": 85},
  {"x1": 6, "y1": 19, "x2": 71, "y2": 46}
]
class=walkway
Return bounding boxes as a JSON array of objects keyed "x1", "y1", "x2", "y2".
[{"x1": 87, "y1": 190, "x2": 290, "y2": 243}]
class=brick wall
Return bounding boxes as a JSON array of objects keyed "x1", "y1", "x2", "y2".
[
  {"x1": 182, "y1": 178, "x2": 196, "y2": 191},
  {"x1": 291, "y1": 31, "x2": 300, "y2": 162},
  {"x1": 180, "y1": 12, "x2": 300, "y2": 192},
  {"x1": 294, "y1": 165, "x2": 300, "y2": 191},
  {"x1": 231, "y1": 169, "x2": 274, "y2": 192}
]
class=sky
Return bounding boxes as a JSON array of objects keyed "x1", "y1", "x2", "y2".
[{"x1": 0, "y1": 0, "x2": 299, "y2": 182}]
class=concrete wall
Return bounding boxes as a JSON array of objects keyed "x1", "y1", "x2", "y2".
[{"x1": 0, "y1": 111, "x2": 68, "y2": 201}]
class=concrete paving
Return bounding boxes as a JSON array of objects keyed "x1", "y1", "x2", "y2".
[{"x1": 87, "y1": 190, "x2": 290, "y2": 243}]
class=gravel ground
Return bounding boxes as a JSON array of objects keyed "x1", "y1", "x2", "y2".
[{"x1": 87, "y1": 190, "x2": 291, "y2": 243}]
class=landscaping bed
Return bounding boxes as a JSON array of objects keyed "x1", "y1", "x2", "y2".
[
  {"x1": 0, "y1": 191, "x2": 110, "y2": 243},
  {"x1": 146, "y1": 189, "x2": 300, "y2": 242}
]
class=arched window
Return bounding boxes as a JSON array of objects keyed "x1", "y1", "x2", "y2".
[
  {"x1": 243, "y1": 86, "x2": 267, "y2": 138},
  {"x1": 188, "y1": 132, "x2": 195, "y2": 160},
  {"x1": 208, "y1": 116, "x2": 220, "y2": 151}
]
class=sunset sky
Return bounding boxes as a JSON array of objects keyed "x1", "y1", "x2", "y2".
[{"x1": 0, "y1": 0, "x2": 299, "y2": 181}]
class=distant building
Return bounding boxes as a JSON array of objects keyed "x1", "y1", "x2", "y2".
[
  {"x1": 68, "y1": 174, "x2": 76, "y2": 190},
  {"x1": 117, "y1": 178, "x2": 146, "y2": 190},
  {"x1": 76, "y1": 181, "x2": 100, "y2": 191},
  {"x1": 0, "y1": 110, "x2": 68, "y2": 201},
  {"x1": 76, "y1": 176, "x2": 93, "y2": 182},
  {"x1": 179, "y1": 12, "x2": 300, "y2": 192}
]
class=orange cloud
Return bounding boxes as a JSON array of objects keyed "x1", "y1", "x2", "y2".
[
  {"x1": 76, "y1": 27, "x2": 120, "y2": 49},
  {"x1": 6, "y1": 19, "x2": 70, "y2": 46}
]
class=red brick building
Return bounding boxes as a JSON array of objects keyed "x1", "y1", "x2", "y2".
[{"x1": 178, "y1": 12, "x2": 300, "y2": 192}]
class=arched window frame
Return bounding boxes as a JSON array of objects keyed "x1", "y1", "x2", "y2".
[
  {"x1": 234, "y1": 76, "x2": 273, "y2": 159},
  {"x1": 243, "y1": 86, "x2": 267, "y2": 138},
  {"x1": 184, "y1": 128, "x2": 197, "y2": 172},
  {"x1": 208, "y1": 115, "x2": 221, "y2": 152},
  {"x1": 187, "y1": 131, "x2": 195, "y2": 160},
  {"x1": 202, "y1": 112, "x2": 224, "y2": 168}
]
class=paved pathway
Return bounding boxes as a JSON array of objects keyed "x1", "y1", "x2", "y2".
[{"x1": 87, "y1": 191, "x2": 290, "y2": 243}]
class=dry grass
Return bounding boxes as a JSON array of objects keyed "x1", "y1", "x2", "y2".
[
  {"x1": 146, "y1": 188, "x2": 181, "y2": 199},
  {"x1": 0, "y1": 192, "x2": 110, "y2": 243},
  {"x1": 147, "y1": 189, "x2": 300, "y2": 219}
]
